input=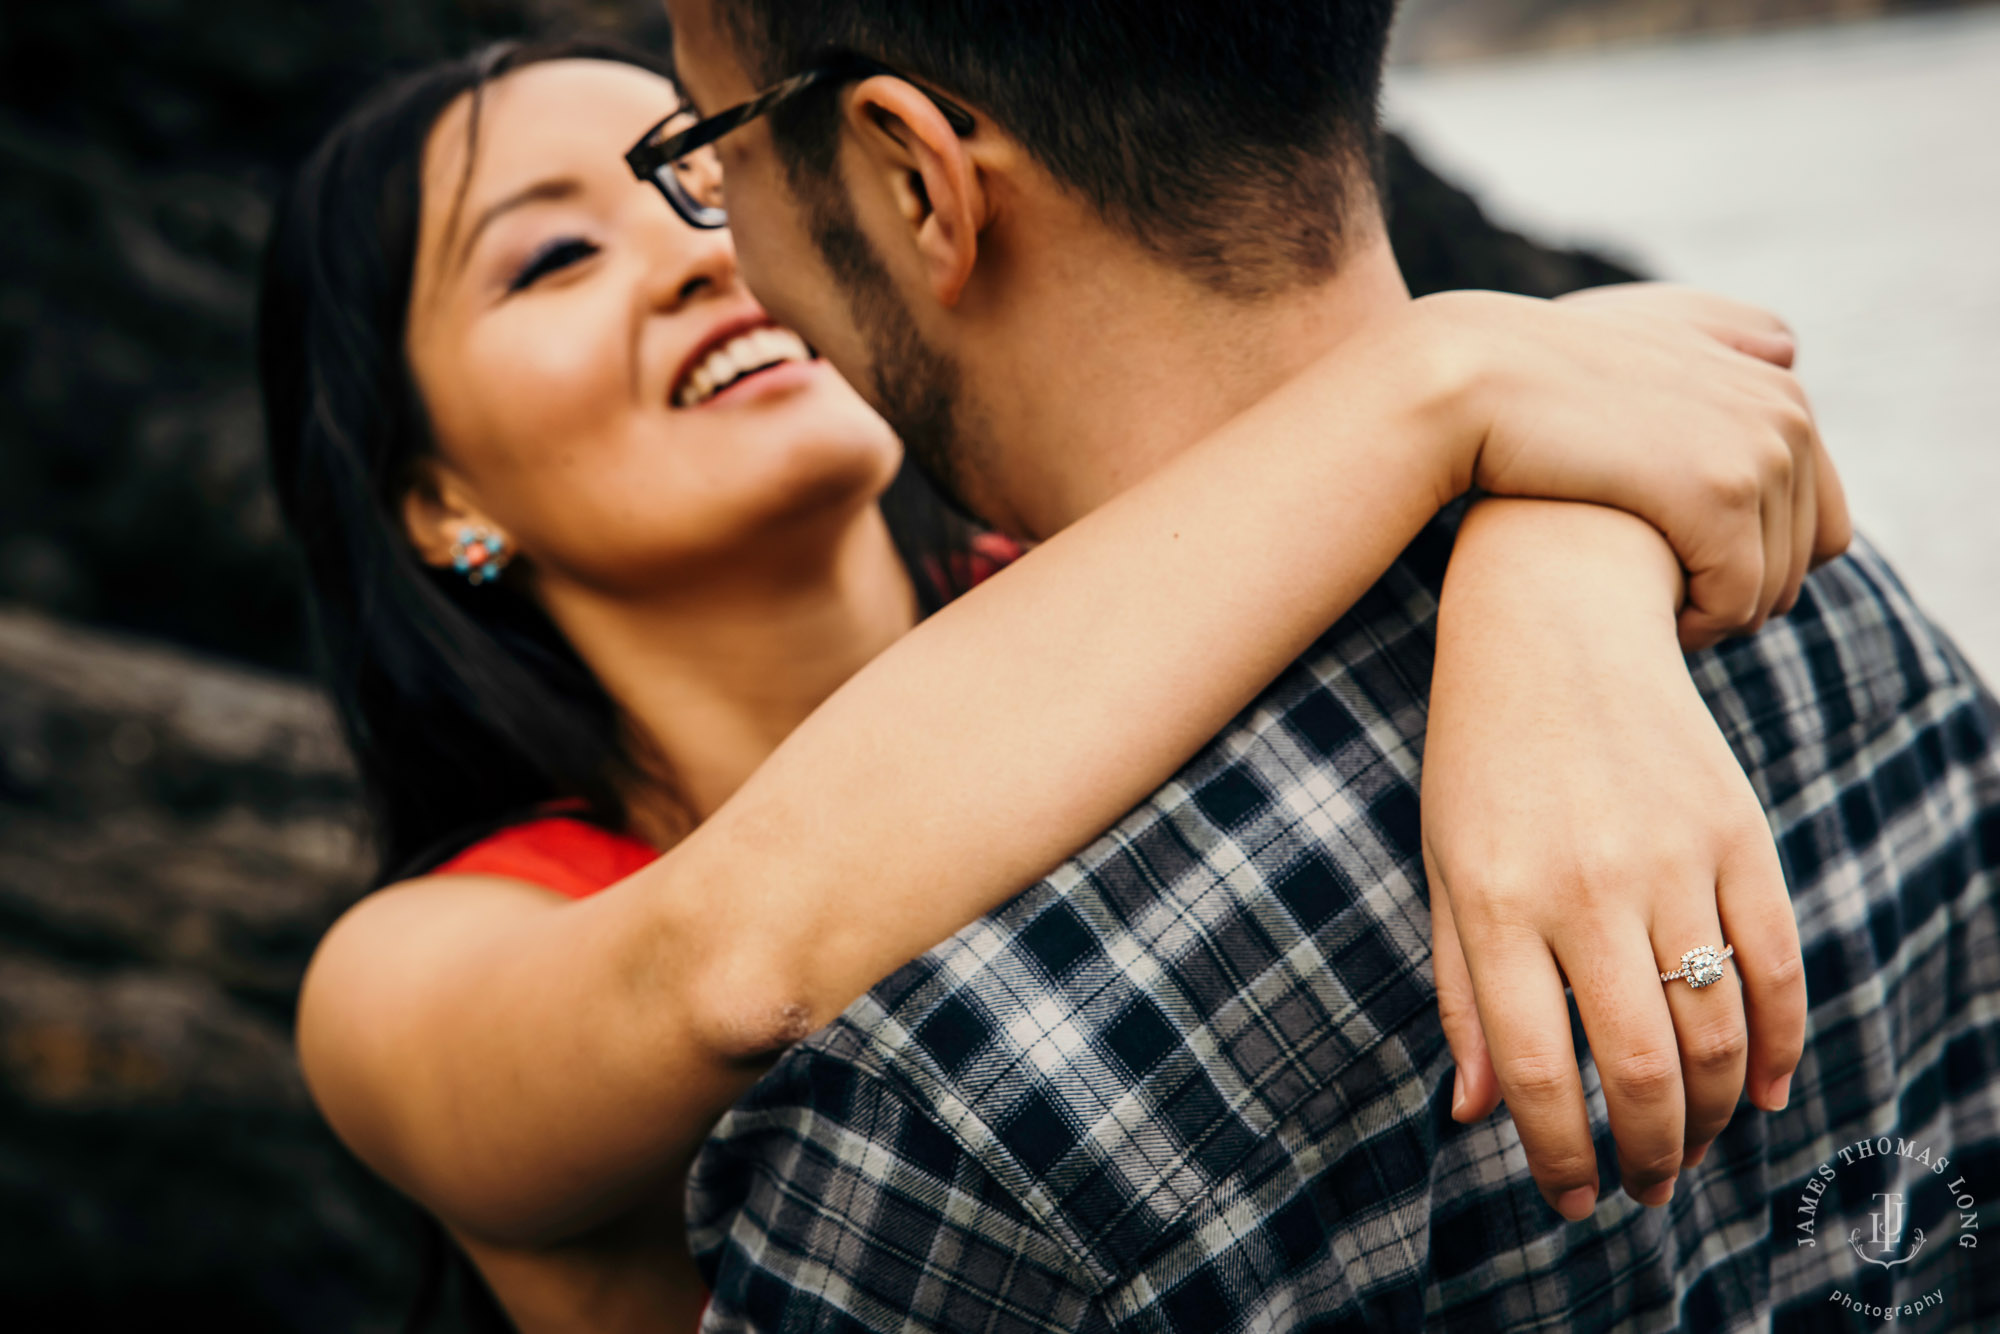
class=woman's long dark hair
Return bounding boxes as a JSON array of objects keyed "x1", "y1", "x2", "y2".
[{"x1": 258, "y1": 36, "x2": 986, "y2": 1333}]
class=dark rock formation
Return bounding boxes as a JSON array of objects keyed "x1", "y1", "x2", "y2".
[
  {"x1": 0, "y1": 609, "x2": 431, "y2": 1330},
  {"x1": 1381, "y1": 135, "x2": 1642, "y2": 299},
  {"x1": 0, "y1": 3, "x2": 1647, "y2": 1331}
]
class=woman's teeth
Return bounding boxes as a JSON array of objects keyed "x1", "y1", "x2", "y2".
[{"x1": 675, "y1": 327, "x2": 812, "y2": 408}]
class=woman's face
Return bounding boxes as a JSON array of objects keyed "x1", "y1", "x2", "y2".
[{"x1": 404, "y1": 59, "x2": 901, "y2": 597}]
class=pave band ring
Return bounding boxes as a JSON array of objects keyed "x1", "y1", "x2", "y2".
[{"x1": 1661, "y1": 944, "x2": 1734, "y2": 989}]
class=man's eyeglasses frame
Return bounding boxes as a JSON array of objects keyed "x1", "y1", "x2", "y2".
[{"x1": 626, "y1": 51, "x2": 977, "y2": 231}]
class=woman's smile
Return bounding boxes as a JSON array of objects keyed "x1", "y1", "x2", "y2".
[
  {"x1": 668, "y1": 319, "x2": 820, "y2": 410},
  {"x1": 682, "y1": 354, "x2": 828, "y2": 412}
]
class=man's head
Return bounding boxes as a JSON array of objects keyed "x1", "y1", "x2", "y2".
[{"x1": 665, "y1": 0, "x2": 1404, "y2": 534}]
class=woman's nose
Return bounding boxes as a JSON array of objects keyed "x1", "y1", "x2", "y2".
[{"x1": 642, "y1": 213, "x2": 741, "y2": 313}]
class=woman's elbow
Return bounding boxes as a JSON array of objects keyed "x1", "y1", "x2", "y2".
[{"x1": 685, "y1": 952, "x2": 823, "y2": 1065}]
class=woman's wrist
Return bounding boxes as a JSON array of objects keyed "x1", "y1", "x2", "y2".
[
  {"x1": 1396, "y1": 291, "x2": 1518, "y2": 504},
  {"x1": 1449, "y1": 497, "x2": 1687, "y2": 643}
]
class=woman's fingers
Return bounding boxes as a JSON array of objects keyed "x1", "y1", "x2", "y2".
[
  {"x1": 1756, "y1": 357, "x2": 1820, "y2": 614},
  {"x1": 1560, "y1": 918, "x2": 1690, "y2": 1206},
  {"x1": 1730, "y1": 327, "x2": 1798, "y2": 369},
  {"x1": 1755, "y1": 471, "x2": 1792, "y2": 633},
  {"x1": 1679, "y1": 375, "x2": 1816, "y2": 646},
  {"x1": 1716, "y1": 828, "x2": 1807, "y2": 1112},
  {"x1": 1778, "y1": 426, "x2": 1816, "y2": 615},
  {"x1": 1747, "y1": 356, "x2": 1811, "y2": 631},
  {"x1": 1427, "y1": 863, "x2": 1501, "y2": 1122},
  {"x1": 1553, "y1": 282, "x2": 1824, "y2": 643},
  {"x1": 1556, "y1": 283, "x2": 1797, "y2": 369},
  {"x1": 1647, "y1": 894, "x2": 1749, "y2": 1164},
  {"x1": 1680, "y1": 313, "x2": 1797, "y2": 369},
  {"x1": 1678, "y1": 493, "x2": 1765, "y2": 652},
  {"x1": 1809, "y1": 434, "x2": 1854, "y2": 567},
  {"x1": 1466, "y1": 929, "x2": 1601, "y2": 1220}
]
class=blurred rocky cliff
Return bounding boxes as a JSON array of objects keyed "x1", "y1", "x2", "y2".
[
  {"x1": 0, "y1": 2, "x2": 1639, "y2": 1330},
  {"x1": 0, "y1": 609, "x2": 405, "y2": 1328}
]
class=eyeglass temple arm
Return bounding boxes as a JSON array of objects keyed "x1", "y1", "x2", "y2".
[
  {"x1": 630, "y1": 56, "x2": 974, "y2": 176},
  {"x1": 630, "y1": 66, "x2": 836, "y2": 174},
  {"x1": 823, "y1": 53, "x2": 977, "y2": 134}
]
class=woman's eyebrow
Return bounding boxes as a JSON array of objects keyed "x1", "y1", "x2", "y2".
[{"x1": 453, "y1": 177, "x2": 584, "y2": 274}]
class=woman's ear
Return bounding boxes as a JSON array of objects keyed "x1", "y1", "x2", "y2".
[
  {"x1": 400, "y1": 459, "x2": 507, "y2": 572},
  {"x1": 844, "y1": 76, "x2": 990, "y2": 308}
]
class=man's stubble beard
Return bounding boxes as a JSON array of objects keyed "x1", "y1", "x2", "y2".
[{"x1": 800, "y1": 181, "x2": 990, "y2": 525}]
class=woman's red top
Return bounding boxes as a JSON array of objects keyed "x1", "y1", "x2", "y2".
[{"x1": 432, "y1": 815, "x2": 661, "y2": 897}]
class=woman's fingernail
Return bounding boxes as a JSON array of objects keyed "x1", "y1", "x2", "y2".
[
  {"x1": 1451, "y1": 1069, "x2": 1467, "y2": 1120},
  {"x1": 1554, "y1": 1186, "x2": 1597, "y2": 1221},
  {"x1": 1765, "y1": 1073, "x2": 1793, "y2": 1111},
  {"x1": 1639, "y1": 1177, "x2": 1677, "y2": 1208}
]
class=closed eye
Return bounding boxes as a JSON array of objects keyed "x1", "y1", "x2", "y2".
[{"x1": 508, "y1": 237, "x2": 600, "y2": 293}]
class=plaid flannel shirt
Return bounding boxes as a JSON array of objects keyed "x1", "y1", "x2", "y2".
[{"x1": 688, "y1": 516, "x2": 2000, "y2": 1332}]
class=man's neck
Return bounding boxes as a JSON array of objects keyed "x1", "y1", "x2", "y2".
[{"x1": 969, "y1": 228, "x2": 1411, "y2": 539}]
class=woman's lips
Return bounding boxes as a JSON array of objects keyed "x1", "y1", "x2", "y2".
[
  {"x1": 667, "y1": 312, "x2": 779, "y2": 407},
  {"x1": 670, "y1": 322, "x2": 816, "y2": 408},
  {"x1": 684, "y1": 356, "x2": 823, "y2": 411}
]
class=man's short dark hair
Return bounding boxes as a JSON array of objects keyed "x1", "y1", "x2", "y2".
[{"x1": 719, "y1": 1, "x2": 1401, "y2": 299}]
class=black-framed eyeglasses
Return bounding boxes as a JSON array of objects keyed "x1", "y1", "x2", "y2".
[{"x1": 625, "y1": 51, "x2": 977, "y2": 230}]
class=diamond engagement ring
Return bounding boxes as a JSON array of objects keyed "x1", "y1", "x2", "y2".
[{"x1": 1661, "y1": 944, "x2": 1734, "y2": 989}]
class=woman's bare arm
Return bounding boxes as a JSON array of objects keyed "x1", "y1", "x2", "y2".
[{"x1": 296, "y1": 286, "x2": 1843, "y2": 1245}]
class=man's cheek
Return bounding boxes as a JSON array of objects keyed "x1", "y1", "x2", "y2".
[
  {"x1": 730, "y1": 194, "x2": 819, "y2": 329},
  {"x1": 730, "y1": 221, "x2": 792, "y2": 318}
]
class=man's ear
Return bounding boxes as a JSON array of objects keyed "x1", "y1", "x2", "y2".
[
  {"x1": 843, "y1": 75, "x2": 989, "y2": 308},
  {"x1": 400, "y1": 459, "x2": 505, "y2": 571}
]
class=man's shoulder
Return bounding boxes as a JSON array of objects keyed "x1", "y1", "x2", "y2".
[{"x1": 1695, "y1": 534, "x2": 1993, "y2": 804}]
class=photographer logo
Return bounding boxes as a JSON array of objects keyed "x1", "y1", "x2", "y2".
[
  {"x1": 1854, "y1": 1191, "x2": 1923, "y2": 1268},
  {"x1": 1796, "y1": 1134, "x2": 1980, "y2": 1323}
]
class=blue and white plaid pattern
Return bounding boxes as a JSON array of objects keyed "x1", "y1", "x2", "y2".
[{"x1": 689, "y1": 518, "x2": 2000, "y2": 1333}]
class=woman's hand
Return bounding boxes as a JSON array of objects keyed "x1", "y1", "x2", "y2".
[
  {"x1": 1556, "y1": 281, "x2": 1801, "y2": 368},
  {"x1": 1422, "y1": 498, "x2": 1805, "y2": 1219},
  {"x1": 1411, "y1": 285, "x2": 1852, "y2": 650}
]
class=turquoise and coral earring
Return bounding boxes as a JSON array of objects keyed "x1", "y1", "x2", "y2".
[{"x1": 449, "y1": 524, "x2": 511, "y2": 585}]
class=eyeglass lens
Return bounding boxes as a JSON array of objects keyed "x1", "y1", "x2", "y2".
[{"x1": 654, "y1": 112, "x2": 726, "y2": 220}]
